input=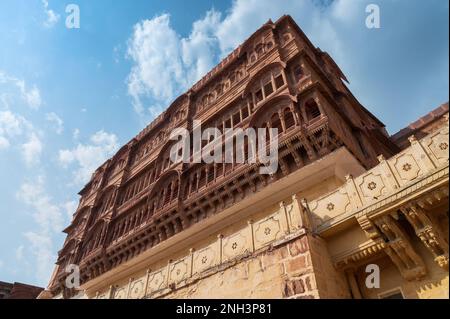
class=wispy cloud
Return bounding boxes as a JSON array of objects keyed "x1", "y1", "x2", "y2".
[
  {"x1": 46, "y1": 112, "x2": 64, "y2": 135},
  {"x1": 21, "y1": 132, "x2": 43, "y2": 166},
  {"x1": 58, "y1": 130, "x2": 119, "y2": 185},
  {"x1": 125, "y1": 0, "x2": 449, "y2": 134},
  {"x1": 125, "y1": 1, "x2": 338, "y2": 119},
  {"x1": 0, "y1": 70, "x2": 42, "y2": 110},
  {"x1": 16, "y1": 176, "x2": 65, "y2": 284},
  {"x1": 126, "y1": 11, "x2": 222, "y2": 117},
  {"x1": 0, "y1": 110, "x2": 43, "y2": 167},
  {"x1": 42, "y1": 0, "x2": 60, "y2": 28},
  {"x1": 0, "y1": 110, "x2": 30, "y2": 149}
]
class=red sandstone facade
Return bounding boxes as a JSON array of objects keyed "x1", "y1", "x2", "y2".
[
  {"x1": 49, "y1": 15, "x2": 406, "y2": 298},
  {"x1": 0, "y1": 281, "x2": 43, "y2": 299}
]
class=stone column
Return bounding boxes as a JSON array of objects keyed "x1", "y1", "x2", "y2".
[{"x1": 345, "y1": 269, "x2": 362, "y2": 299}]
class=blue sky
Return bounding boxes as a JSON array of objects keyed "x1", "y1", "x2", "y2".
[{"x1": 0, "y1": 0, "x2": 448, "y2": 287}]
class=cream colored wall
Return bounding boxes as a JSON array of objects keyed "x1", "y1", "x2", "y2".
[
  {"x1": 356, "y1": 240, "x2": 449, "y2": 299},
  {"x1": 307, "y1": 234, "x2": 351, "y2": 299}
]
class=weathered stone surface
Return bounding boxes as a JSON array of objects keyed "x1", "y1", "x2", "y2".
[
  {"x1": 288, "y1": 236, "x2": 309, "y2": 257},
  {"x1": 285, "y1": 255, "x2": 308, "y2": 275}
]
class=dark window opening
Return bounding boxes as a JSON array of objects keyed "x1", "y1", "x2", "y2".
[
  {"x1": 242, "y1": 107, "x2": 249, "y2": 120},
  {"x1": 198, "y1": 171, "x2": 206, "y2": 189},
  {"x1": 233, "y1": 112, "x2": 241, "y2": 125},
  {"x1": 263, "y1": 81, "x2": 274, "y2": 96},
  {"x1": 274, "y1": 74, "x2": 284, "y2": 89},
  {"x1": 255, "y1": 89, "x2": 263, "y2": 103},
  {"x1": 207, "y1": 167, "x2": 215, "y2": 182},
  {"x1": 271, "y1": 113, "x2": 283, "y2": 135},
  {"x1": 284, "y1": 108, "x2": 296, "y2": 129},
  {"x1": 305, "y1": 99, "x2": 321, "y2": 121}
]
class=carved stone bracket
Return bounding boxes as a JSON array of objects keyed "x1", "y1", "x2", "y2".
[
  {"x1": 401, "y1": 204, "x2": 449, "y2": 271},
  {"x1": 357, "y1": 214, "x2": 427, "y2": 281},
  {"x1": 357, "y1": 215, "x2": 380, "y2": 240},
  {"x1": 374, "y1": 215, "x2": 427, "y2": 281}
]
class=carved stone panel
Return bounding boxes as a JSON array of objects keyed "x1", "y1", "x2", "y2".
[
  {"x1": 169, "y1": 256, "x2": 190, "y2": 284},
  {"x1": 193, "y1": 244, "x2": 218, "y2": 275},
  {"x1": 358, "y1": 172, "x2": 387, "y2": 203},
  {"x1": 308, "y1": 189, "x2": 351, "y2": 223},
  {"x1": 222, "y1": 231, "x2": 250, "y2": 262},
  {"x1": 426, "y1": 128, "x2": 449, "y2": 164},
  {"x1": 129, "y1": 278, "x2": 145, "y2": 299},
  {"x1": 147, "y1": 269, "x2": 167, "y2": 293},
  {"x1": 392, "y1": 153, "x2": 422, "y2": 183},
  {"x1": 253, "y1": 213, "x2": 283, "y2": 250},
  {"x1": 113, "y1": 286, "x2": 127, "y2": 299}
]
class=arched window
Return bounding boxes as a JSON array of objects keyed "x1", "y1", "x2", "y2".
[
  {"x1": 164, "y1": 184, "x2": 171, "y2": 205},
  {"x1": 255, "y1": 43, "x2": 264, "y2": 55},
  {"x1": 283, "y1": 107, "x2": 296, "y2": 129},
  {"x1": 172, "y1": 180, "x2": 179, "y2": 200},
  {"x1": 271, "y1": 113, "x2": 283, "y2": 134}
]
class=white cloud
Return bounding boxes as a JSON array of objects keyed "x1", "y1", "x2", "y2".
[
  {"x1": 58, "y1": 130, "x2": 119, "y2": 185},
  {"x1": 0, "y1": 110, "x2": 35, "y2": 152},
  {"x1": 24, "y1": 86, "x2": 42, "y2": 110},
  {"x1": 12, "y1": 79, "x2": 42, "y2": 110},
  {"x1": 17, "y1": 176, "x2": 64, "y2": 233},
  {"x1": 0, "y1": 70, "x2": 42, "y2": 109},
  {"x1": 46, "y1": 112, "x2": 64, "y2": 135},
  {"x1": 42, "y1": 0, "x2": 60, "y2": 28},
  {"x1": 0, "y1": 110, "x2": 28, "y2": 136},
  {"x1": 17, "y1": 176, "x2": 65, "y2": 284},
  {"x1": 21, "y1": 132, "x2": 43, "y2": 166},
  {"x1": 63, "y1": 200, "x2": 78, "y2": 221},
  {"x1": 180, "y1": 10, "x2": 222, "y2": 88},
  {"x1": 24, "y1": 231, "x2": 55, "y2": 284},
  {"x1": 0, "y1": 92, "x2": 45, "y2": 166},
  {"x1": 127, "y1": 14, "x2": 187, "y2": 116},
  {"x1": 73, "y1": 128, "x2": 80, "y2": 140},
  {"x1": 126, "y1": 11, "x2": 224, "y2": 117},
  {"x1": 0, "y1": 136, "x2": 9, "y2": 149},
  {"x1": 125, "y1": 1, "x2": 351, "y2": 119}
]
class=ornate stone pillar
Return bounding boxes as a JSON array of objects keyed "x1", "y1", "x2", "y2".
[
  {"x1": 357, "y1": 213, "x2": 427, "y2": 281},
  {"x1": 401, "y1": 204, "x2": 449, "y2": 270},
  {"x1": 345, "y1": 269, "x2": 362, "y2": 299},
  {"x1": 374, "y1": 214, "x2": 427, "y2": 281}
]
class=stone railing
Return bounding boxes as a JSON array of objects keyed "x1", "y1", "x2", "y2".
[
  {"x1": 308, "y1": 119, "x2": 449, "y2": 230},
  {"x1": 94, "y1": 195, "x2": 311, "y2": 299}
]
